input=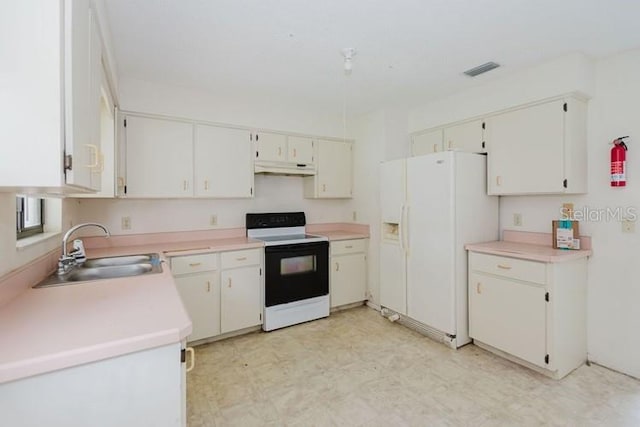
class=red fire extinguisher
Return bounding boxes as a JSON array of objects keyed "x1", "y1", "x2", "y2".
[{"x1": 611, "y1": 136, "x2": 629, "y2": 187}]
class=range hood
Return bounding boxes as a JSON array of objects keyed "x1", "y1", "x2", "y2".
[{"x1": 254, "y1": 161, "x2": 315, "y2": 176}]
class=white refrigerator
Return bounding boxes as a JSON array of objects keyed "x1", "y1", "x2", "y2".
[{"x1": 379, "y1": 151, "x2": 498, "y2": 348}]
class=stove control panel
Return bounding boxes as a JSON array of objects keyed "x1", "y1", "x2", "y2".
[{"x1": 246, "y1": 212, "x2": 306, "y2": 229}]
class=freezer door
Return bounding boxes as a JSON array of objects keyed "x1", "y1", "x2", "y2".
[
  {"x1": 380, "y1": 159, "x2": 406, "y2": 224},
  {"x1": 406, "y1": 152, "x2": 456, "y2": 334}
]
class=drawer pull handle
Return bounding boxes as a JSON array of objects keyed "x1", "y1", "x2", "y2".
[
  {"x1": 186, "y1": 347, "x2": 195, "y2": 372},
  {"x1": 236, "y1": 257, "x2": 247, "y2": 261},
  {"x1": 497, "y1": 264, "x2": 512, "y2": 270},
  {"x1": 189, "y1": 262, "x2": 202, "y2": 267},
  {"x1": 345, "y1": 245, "x2": 353, "y2": 249},
  {"x1": 476, "y1": 282, "x2": 482, "y2": 294}
]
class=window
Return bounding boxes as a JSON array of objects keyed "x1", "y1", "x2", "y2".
[{"x1": 16, "y1": 196, "x2": 44, "y2": 239}]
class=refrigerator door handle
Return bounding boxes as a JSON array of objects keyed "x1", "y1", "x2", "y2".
[
  {"x1": 398, "y1": 204, "x2": 405, "y2": 253},
  {"x1": 404, "y1": 205, "x2": 410, "y2": 253}
]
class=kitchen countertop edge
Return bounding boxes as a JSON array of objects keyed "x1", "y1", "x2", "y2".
[{"x1": 465, "y1": 240, "x2": 592, "y2": 263}]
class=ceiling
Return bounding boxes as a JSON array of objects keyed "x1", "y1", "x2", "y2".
[{"x1": 103, "y1": 0, "x2": 640, "y2": 116}]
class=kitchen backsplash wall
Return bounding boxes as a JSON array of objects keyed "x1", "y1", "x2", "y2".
[{"x1": 76, "y1": 174, "x2": 351, "y2": 234}]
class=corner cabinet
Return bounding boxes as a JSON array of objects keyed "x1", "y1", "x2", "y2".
[
  {"x1": 330, "y1": 239, "x2": 367, "y2": 308},
  {"x1": 468, "y1": 251, "x2": 587, "y2": 379},
  {"x1": 0, "y1": 0, "x2": 103, "y2": 193},
  {"x1": 486, "y1": 95, "x2": 587, "y2": 195},
  {"x1": 304, "y1": 140, "x2": 353, "y2": 198}
]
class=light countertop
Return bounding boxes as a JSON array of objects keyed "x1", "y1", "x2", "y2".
[
  {"x1": 465, "y1": 240, "x2": 592, "y2": 263},
  {"x1": 0, "y1": 237, "x2": 263, "y2": 384},
  {"x1": 312, "y1": 230, "x2": 369, "y2": 241}
]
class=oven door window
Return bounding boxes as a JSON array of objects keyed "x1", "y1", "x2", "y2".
[
  {"x1": 281, "y1": 255, "x2": 316, "y2": 275},
  {"x1": 265, "y1": 241, "x2": 329, "y2": 307}
]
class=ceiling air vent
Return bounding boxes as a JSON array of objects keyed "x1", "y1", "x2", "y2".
[{"x1": 463, "y1": 61, "x2": 500, "y2": 77}]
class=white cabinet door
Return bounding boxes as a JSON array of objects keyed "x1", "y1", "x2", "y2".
[
  {"x1": 175, "y1": 273, "x2": 220, "y2": 342},
  {"x1": 487, "y1": 100, "x2": 565, "y2": 195},
  {"x1": 316, "y1": 140, "x2": 352, "y2": 198},
  {"x1": 412, "y1": 129, "x2": 443, "y2": 155},
  {"x1": 255, "y1": 132, "x2": 286, "y2": 162},
  {"x1": 288, "y1": 136, "x2": 314, "y2": 165},
  {"x1": 469, "y1": 273, "x2": 547, "y2": 368},
  {"x1": 194, "y1": 125, "x2": 253, "y2": 198},
  {"x1": 331, "y1": 253, "x2": 366, "y2": 308},
  {"x1": 87, "y1": 9, "x2": 103, "y2": 191},
  {"x1": 220, "y1": 266, "x2": 262, "y2": 334},
  {"x1": 64, "y1": 0, "x2": 93, "y2": 190},
  {"x1": 125, "y1": 116, "x2": 194, "y2": 197},
  {"x1": 443, "y1": 120, "x2": 484, "y2": 153}
]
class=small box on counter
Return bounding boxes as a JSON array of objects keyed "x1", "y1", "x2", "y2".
[{"x1": 552, "y1": 220, "x2": 580, "y2": 250}]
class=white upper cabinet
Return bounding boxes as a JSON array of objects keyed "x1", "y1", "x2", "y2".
[
  {"x1": 412, "y1": 129, "x2": 443, "y2": 155},
  {"x1": 0, "y1": 0, "x2": 103, "y2": 193},
  {"x1": 254, "y1": 132, "x2": 287, "y2": 162},
  {"x1": 304, "y1": 140, "x2": 353, "y2": 198},
  {"x1": 287, "y1": 136, "x2": 314, "y2": 165},
  {"x1": 487, "y1": 96, "x2": 587, "y2": 195},
  {"x1": 254, "y1": 132, "x2": 315, "y2": 174},
  {"x1": 443, "y1": 120, "x2": 485, "y2": 153},
  {"x1": 124, "y1": 116, "x2": 194, "y2": 198},
  {"x1": 194, "y1": 125, "x2": 254, "y2": 198}
]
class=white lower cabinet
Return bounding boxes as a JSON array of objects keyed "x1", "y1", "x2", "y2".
[
  {"x1": 171, "y1": 249, "x2": 263, "y2": 342},
  {"x1": 0, "y1": 343, "x2": 186, "y2": 427},
  {"x1": 220, "y1": 249, "x2": 263, "y2": 334},
  {"x1": 330, "y1": 239, "x2": 367, "y2": 308},
  {"x1": 468, "y1": 251, "x2": 587, "y2": 379}
]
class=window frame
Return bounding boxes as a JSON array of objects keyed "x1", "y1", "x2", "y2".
[{"x1": 16, "y1": 196, "x2": 45, "y2": 240}]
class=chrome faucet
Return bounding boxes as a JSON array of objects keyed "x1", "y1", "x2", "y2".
[{"x1": 58, "y1": 223, "x2": 111, "y2": 275}]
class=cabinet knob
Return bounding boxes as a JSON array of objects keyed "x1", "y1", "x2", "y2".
[
  {"x1": 206, "y1": 281, "x2": 210, "y2": 292},
  {"x1": 345, "y1": 245, "x2": 353, "y2": 249},
  {"x1": 189, "y1": 262, "x2": 202, "y2": 267},
  {"x1": 496, "y1": 176, "x2": 502, "y2": 186},
  {"x1": 497, "y1": 264, "x2": 512, "y2": 270},
  {"x1": 476, "y1": 282, "x2": 482, "y2": 294},
  {"x1": 204, "y1": 180, "x2": 209, "y2": 191},
  {"x1": 322, "y1": 184, "x2": 326, "y2": 192},
  {"x1": 336, "y1": 262, "x2": 340, "y2": 272},
  {"x1": 293, "y1": 148, "x2": 297, "y2": 157},
  {"x1": 236, "y1": 257, "x2": 247, "y2": 261},
  {"x1": 228, "y1": 278, "x2": 232, "y2": 288},
  {"x1": 183, "y1": 180, "x2": 189, "y2": 191},
  {"x1": 448, "y1": 140, "x2": 453, "y2": 150},
  {"x1": 278, "y1": 147, "x2": 282, "y2": 156},
  {"x1": 433, "y1": 144, "x2": 439, "y2": 153}
]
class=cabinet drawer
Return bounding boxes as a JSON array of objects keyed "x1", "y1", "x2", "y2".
[
  {"x1": 469, "y1": 252, "x2": 546, "y2": 285},
  {"x1": 171, "y1": 253, "x2": 218, "y2": 275},
  {"x1": 221, "y1": 248, "x2": 262, "y2": 269},
  {"x1": 331, "y1": 239, "x2": 366, "y2": 256}
]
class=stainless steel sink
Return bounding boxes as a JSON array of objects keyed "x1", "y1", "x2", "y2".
[
  {"x1": 34, "y1": 253, "x2": 163, "y2": 288},
  {"x1": 82, "y1": 254, "x2": 154, "y2": 268}
]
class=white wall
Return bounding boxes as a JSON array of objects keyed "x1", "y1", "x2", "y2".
[
  {"x1": 408, "y1": 51, "x2": 640, "y2": 378},
  {"x1": 76, "y1": 77, "x2": 352, "y2": 234},
  {"x1": 349, "y1": 108, "x2": 409, "y2": 305}
]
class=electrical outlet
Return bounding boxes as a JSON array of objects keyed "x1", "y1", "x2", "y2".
[
  {"x1": 352, "y1": 211, "x2": 357, "y2": 222},
  {"x1": 622, "y1": 218, "x2": 635, "y2": 233},
  {"x1": 210, "y1": 214, "x2": 218, "y2": 226},
  {"x1": 513, "y1": 213, "x2": 523, "y2": 227},
  {"x1": 121, "y1": 216, "x2": 131, "y2": 230}
]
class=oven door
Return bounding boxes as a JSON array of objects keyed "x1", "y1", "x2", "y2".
[{"x1": 264, "y1": 241, "x2": 329, "y2": 307}]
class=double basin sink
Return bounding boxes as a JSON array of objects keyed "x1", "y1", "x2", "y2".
[{"x1": 34, "y1": 254, "x2": 163, "y2": 288}]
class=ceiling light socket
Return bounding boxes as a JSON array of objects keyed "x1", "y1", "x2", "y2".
[{"x1": 341, "y1": 48, "x2": 357, "y2": 74}]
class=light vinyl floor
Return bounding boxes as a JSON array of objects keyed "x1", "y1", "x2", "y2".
[{"x1": 187, "y1": 306, "x2": 640, "y2": 426}]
